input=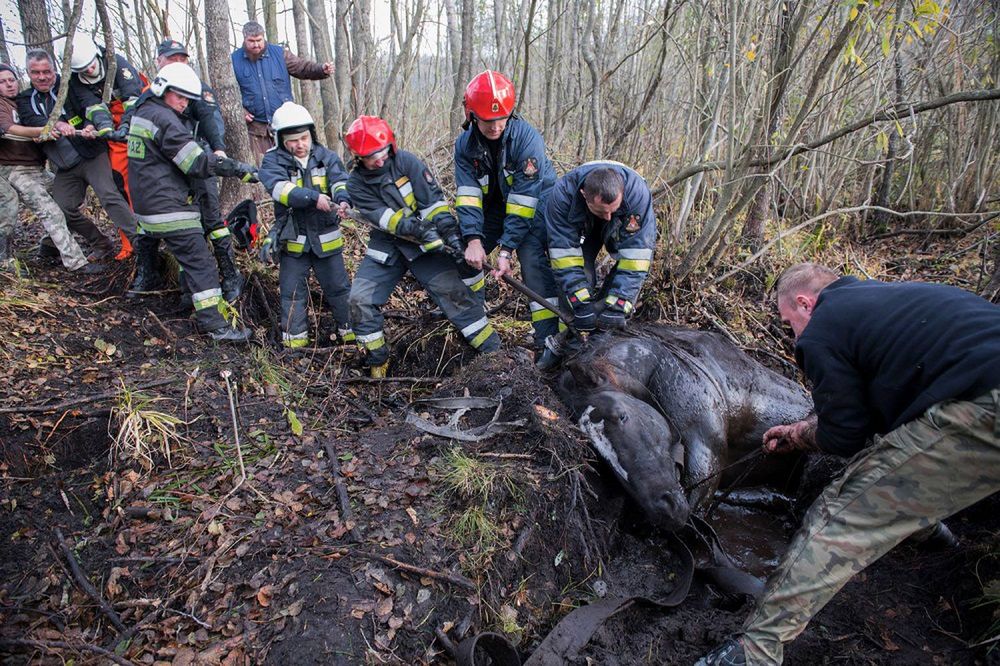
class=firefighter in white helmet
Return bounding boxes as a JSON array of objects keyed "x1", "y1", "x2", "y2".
[
  {"x1": 256, "y1": 101, "x2": 355, "y2": 349},
  {"x1": 126, "y1": 62, "x2": 257, "y2": 342}
]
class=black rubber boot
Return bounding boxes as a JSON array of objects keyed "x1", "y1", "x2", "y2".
[
  {"x1": 208, "y1": 325, "x2": 252, "y2": 343},
  {"x1": 214, "y1": 245, "x2": 244, "y2": 302},
  {"x1": 126, "y1": 236, "x2": 161, "y2": 298},
  {"x1": 36, "y1": 239, "x2": 61, "y2": 264}
]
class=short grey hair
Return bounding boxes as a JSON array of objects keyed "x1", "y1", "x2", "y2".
[
  {"x1": 25, "y1": 49, "x2": 56, "y2": 68},
  {"x1": 243, "y1": 21, "x2": 265, "y2": 38},
  {"x1": 775, "y1": 262, "x2": 838, "y2": 304}
]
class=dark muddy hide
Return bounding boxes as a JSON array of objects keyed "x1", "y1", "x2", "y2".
[{"x1": 557, "y1": 326, "x2": 813, "y2": 530}]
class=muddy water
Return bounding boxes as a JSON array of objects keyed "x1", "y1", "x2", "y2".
[{"x1": 709, "y1": 488, "x2": 797, "y2": 578}]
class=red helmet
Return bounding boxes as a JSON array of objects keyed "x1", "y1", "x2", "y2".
[
  {"x1": 344, "y1": 115, "x2": 396, "y2": 157},
  {"x1": 463, "y1": 70, "x2": 515, "y2": 122}
]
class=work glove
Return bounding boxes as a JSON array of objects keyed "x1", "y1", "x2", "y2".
[
  {"x1": 257, "y1": 231, "x2": 278, "y2": 265},
  {"x1": 105, "y1": 126, "x2": 129, "y2": 143},
  {"x1": 214, "y1": 156, "x2": 259, "y2": 183},
  {"x1": 597, "y1": 306, "x2": 627, "y2": 330},
  {"x1": 396, "y1": 217, "x2": 444, "y2": 254},
  {"x1": 570, "y1": 298, "x2": 596, "y2": 332},
  {"x1": 434, "y1": 215, "x2": 465, "y2": 261}
]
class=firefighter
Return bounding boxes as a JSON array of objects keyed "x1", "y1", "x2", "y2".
[
  {"x1": 454, "y1": 70, "x2": 560, "y2": 353},
  {"x1": 343, "y1": 115, "x2": 499, "y2": 377},
  {"x1": 127, "y1": 39, "x2": 243, "y2": 303},
  {"x1": 537, "y1": 161, "x2": 656, "y2": 369},
  {"x1": 66, "y1": 33, "x2": 145, "y2": 258},
  {"x1": 126, "y1": 62, "x2": 256, "y2": 342},
  {"x1": 256, "y1": 102, "x2": 354, "y2": 349}
]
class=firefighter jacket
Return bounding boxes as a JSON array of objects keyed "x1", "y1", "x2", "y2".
[
  {"x1": 347, "y1": 149, "x2": 455, "y2": 266},
  {"x1": 258, "y1": 141, "x2": 350, "y2": 258},
  {"x1": 16, "y1": 79, "x2": 104, "y2": 169},
  {"x1": 454, "y1": 116, "x2": 554, "y2": 250},
  {"x1": 126, "y1": 96, "x2": 221, "y2": 236},
  {"x1": 546, "y1": 161, "x2": 656, "y2": 313},
  {"x1": 67, "y1": 50, "x2": 143, "y2": 133}
]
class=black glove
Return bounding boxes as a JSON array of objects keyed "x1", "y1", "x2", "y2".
[
  {"x1": 435, "y1": 215, "x2": 465, "y2": 261},
  {"x1": 397, "y1": 217, "x2": 444, "y2": 253},
  {"x1": 215, "y1": 156, "x2": 259, "y2": 183},
  {"x1": 105, "y1": 126, "x2": 129, "y2": 143},
  {"x1": 257, "y1": 231, "x2": 278, "y2": 265},
  {"x1": 571, "y1": 299, "x2": 597, "y2": 332},
  {"x1": 597, "y1": 306, "x2": 627, "y2": 330}
]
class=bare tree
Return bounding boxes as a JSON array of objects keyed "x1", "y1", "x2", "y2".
[
  {"x1": 18, "y1": 0, "x2": 55, "y2": 54},
  {"x1": 205, "y1": 0, "x2": 256, "y2": 211},
  {"x1": 291, "y1": 0, "x2": 321, "y2": 122}
]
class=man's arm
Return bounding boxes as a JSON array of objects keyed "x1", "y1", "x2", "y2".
[
  {"x1": 763, "y1": 414, "x2": 818, "y2": 453},
  {"x1": 284, "y1": 49, "x2": 331, "y2": 80}
]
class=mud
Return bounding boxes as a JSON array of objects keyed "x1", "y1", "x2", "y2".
[{"x1": 0, "y1": 224, "x2": 997, "y2": 665}]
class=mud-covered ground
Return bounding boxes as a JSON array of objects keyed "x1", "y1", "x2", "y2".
[{"x1": 1, "y1": 216, "x2": 998, "y2": 665}]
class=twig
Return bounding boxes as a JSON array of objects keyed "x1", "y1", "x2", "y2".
[
  {"x1": 0, "y1": 638, "x2": 134, "y2": 666},
  {"x1": 147, "y1": 309, "x2": 175, "y2": 341},
  {"x1": 338, "y1": 376, "x2": 443, "y2": 384},
  {"x1": 54, "y1": 529, "x2": 127, "y2": 633},
  {"x1": 323, "y1": 442, "x2": 363, "y2": 542},
  {"x1": 221, "y1": 371, "x2": 246, "y2": 490},
  {"x1": 0, "y1": 378, "x2": 181, "y2": 414},
  {"x1": 357, "y1": 552, "x2": 477, "y2": 591}
]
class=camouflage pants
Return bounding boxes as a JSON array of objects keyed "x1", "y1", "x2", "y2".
[
  {"x1": 0, "y1": 165, "x2": 89, "y2": 270},
  {"x1": 742, "y1": 388, "x2": 1000, "y2": 665}
]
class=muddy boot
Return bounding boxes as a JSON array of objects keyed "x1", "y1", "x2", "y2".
[
  {"x1": 214, "y1": 245, "x2": 244, "y2": 302},
  {"x1": 208, "y1": 325, "x2": 251, "y2": 343},
  {"x1": 126, "y1": 236, "x2": 161, "y2": 298},
  {"x1": 908, "y1": 522, "x2": 959, "y2": 550},
  {"x1": 36, "y1": 238, "x2": 61, "y2": 264},
  {"x1": 367, "y1": 345, "x2": 390, "y2": 378},
  {"x1": 0, "y1": 233, "x2": 15, "y2": 273},
  {"x1": 694, "y1": 638, "x2": 747, "y2": 666},
  {"x1": 535, "y1": 334, "x2": 566, "y2": 371}
]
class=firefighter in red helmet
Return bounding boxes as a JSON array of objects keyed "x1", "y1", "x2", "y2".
[
  {"x1": 454, "y1": 70, "x2": 561, "y2": 357},
  {"x1": 343, "y1": 115, "x2": 499, "y2": 377}
]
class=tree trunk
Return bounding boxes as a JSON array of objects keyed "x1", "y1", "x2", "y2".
[
  {"x1": 739, "y1": 0, "x2": 803, "y2": 249},
  {"x1": 18, "y1": 0, "x2": 55, "y2": 54},
  {"x1": 334, "y1": 0, "x2": 350, "y2": 129},
  {"x1": 307, "y1": 0, "x2": 340, "y2": 147},
  {"x1": 350, "y1": 0, "x2": 373, "y2": 116},
  {"x1": 379, "y1": 0, "x2": 425, "y2": 117},
  {"x1": 0, "y1": 19, "x2": 11, "y2": 64},
  {"x1": 263, "y1": 0, "x2": 278, "y2": 41},
  {"x1": 291, "y1": 0, "x2": 321, "y2": 122},
  {"x1": 205, "y1": 0, "x2": 257, "y2": 212}
]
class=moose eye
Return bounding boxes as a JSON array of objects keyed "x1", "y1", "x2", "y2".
[{"x1": 618, "y1": 412, "x2": 628, "y2": 423}]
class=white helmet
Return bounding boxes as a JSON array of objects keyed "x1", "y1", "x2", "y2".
[
  {"x1": 271, "y1": 102, "x2": 314, "y2": 133},
  {"x1": 70, "y1": 34, "x2": 101, "y2": 72},
  {"x1": 150, "y1": 62, "x2": 202, "y2": 99}
]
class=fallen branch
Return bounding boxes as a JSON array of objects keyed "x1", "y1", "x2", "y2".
[
  {"x1": 339, "y1": 376, "x2": 443, "y2": 384},
  {"x1": 54, "y1": 529, "x2": 127, "y2": 633},
  {"x1": 0, "y1": 378, "x2": 181, "y2": 414},
  {"x1": 323, "y1": 441, "x2": 363, "y2": 542},
  {"x1": 356, "y1": 551, "x2": 477, "y2": 591},
  {"x1": 0, "y1": 638, "x2": 134, "y2": 666}
]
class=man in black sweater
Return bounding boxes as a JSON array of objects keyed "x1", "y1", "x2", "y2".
[{"x1": 698, "y1": 263, "x2": 1000, "y2": 666}]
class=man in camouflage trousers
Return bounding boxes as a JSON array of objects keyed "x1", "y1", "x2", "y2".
[
  {"x1": 697, "y1": 262, "x2": 1000, "y2": 666},
  {"x1": 0, "y1": 63, "x2": 99, "y2": 274}
]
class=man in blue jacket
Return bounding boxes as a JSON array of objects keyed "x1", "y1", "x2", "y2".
[
  {"x1": 697, "y1": 263, "x2": 1000, "y2": 666},
  {"x1": 538, "y1": 161, "x2": 656, "y2": 369},
  {"x1": 257, "y1": 102, "x2": 354, "y2": 349},
  {"x1": 454, "y1": 70, "x2": 560, "y2": 353},
  {"x1": 231, "y1": 21, "x2": 333, "y2": 163}
]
